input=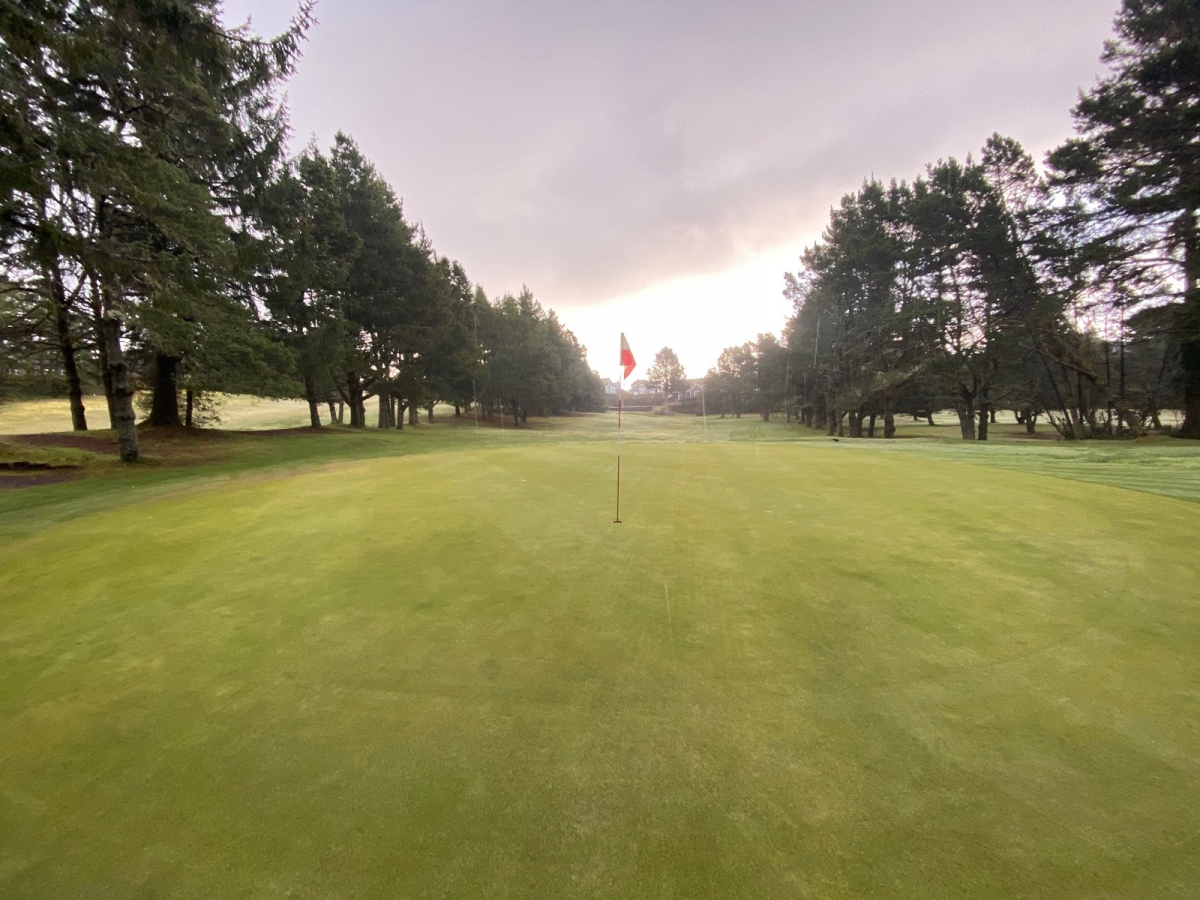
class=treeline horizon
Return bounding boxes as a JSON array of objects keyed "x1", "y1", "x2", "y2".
[
  {"x1": 0, "y1": 2, "x2": 605, "y2": 460},
  {"x1": 699, "y1": 0, "x2": 1198, "y2": 440},
  {"x1": 7, "y1": 1, "x2": 1199, "y2": 447}
]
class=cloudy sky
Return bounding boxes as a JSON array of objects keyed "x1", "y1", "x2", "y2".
[{"x1": 222, "y1": 0, "x2": 1118, "y2": 377}]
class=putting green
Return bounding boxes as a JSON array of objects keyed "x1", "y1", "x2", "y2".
[{"x1": 1, "y1": 429, "x2": 1198, "y2": 898}]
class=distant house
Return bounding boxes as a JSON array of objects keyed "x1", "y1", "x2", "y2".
[
  {"x1": 678, "y1": 379, "x2": 704, "y2": 400},
  {"x1": 603, "y1": 379, "x2": 619, "y2": 395},
  {"x1": 630, "y1": 380, "x2": 652, "y2": 396}
]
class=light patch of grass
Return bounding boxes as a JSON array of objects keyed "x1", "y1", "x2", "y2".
[
  {"x1": 0, "y1": 440, "x2": 99, "y2": 468},
  {"x1": 0, "y1": 395, "x2": 475, "y2": 435},
  {"x1": 0, "y1": 394, "x2": 316, "y2": 434},
  {"x1": 1, "y1": 415, "x2": 1198, "y2": 897},
  {"x1": 0, "y1": 397, "x2": 101, "y2": 435}
]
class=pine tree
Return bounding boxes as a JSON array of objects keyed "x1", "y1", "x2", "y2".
[
  {"x1": 1049, "y1": 0, "x2": 1200, "y2": 437},
  {"x1": 646, "y1": 347, "x2": 686, "y2": 403}
]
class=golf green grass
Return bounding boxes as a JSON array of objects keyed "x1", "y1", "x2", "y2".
[{"x1": 1, "y1": 416, "x2": 1198, "y2": 897}]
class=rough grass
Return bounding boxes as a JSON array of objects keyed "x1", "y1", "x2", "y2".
[
  {"x1": 0, "y1": 395, "x2": 471, "y2": 435},
  {"x1": 1, "y1": 414, "x2": 1198, "y2": 898},
  {"x1": 0, "y1": 394, "x2": 319, "y2": 434}
]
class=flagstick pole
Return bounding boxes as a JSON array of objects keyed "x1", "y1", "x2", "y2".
[{"x1": 614, "y1": 374, "x2": 622, "y2": 524}]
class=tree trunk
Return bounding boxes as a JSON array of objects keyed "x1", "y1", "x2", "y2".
[
  {"x1": 827, "y1": 407, "x2": 837, "y2": 436},
  {"x1": 1074, "y1": 371, "x2": 1089, "y2": 439},
  {"x1": 89, "y1": 277, "x2": 117, "y2": 427},
  {"x1": 848, "y1": 410, "x2": 863, "y2": 438},
  {"x1": 925, "y1": 410, "x2": 935, "y2": 426},
  {"x1": 346, "y1": 372, "x2": 365, "y2": 427},
  {"x1": 1182, "y1": 337, "x2": 1200, "y2": 437},
  {"x1": 148, "y1": 354, "x2": 182, "y2": 426},
  {"x1": 304, "y1": 374, "x2": 323, "y2": 428},
  {"x1": 427, "y1": 405, "x2": 434, "y2": 423},
  {"x1": 97, "y1": 333, "x2": 116, "y2": 427},
  {"x1": 955, "y1": 400, "x2": 976, "y2": 441},
  {"x1": 867, "y1": 412, "x2": 877, "y2": 438},
  {"x1": 46, "y1": 261, "x2": 87, "y2": 431},
  {"x1": 977, "y1": 401, "x2": 990, "y2": 441},
  {"x1": 883, "y1": 399, "x2": 896, "y2": 439},
  {"x1": 1025, "y1": 411, "x2": 1038, "y2": 434},
  {"x1": 455, "y1": 404, "x2": 461, "y2": 417},
  {"x1": 1179, "y1": 218, "x2": 1200, "y2": 437},
  {"x1": 409, "y1": 404, "x2": 418, "y2": 426},
  {"x1": 99, "y1": 317, "x2": 138, "y2": 462},
  {"x1": 185, "y1": 389, "x2": 195, "y2": 427}
]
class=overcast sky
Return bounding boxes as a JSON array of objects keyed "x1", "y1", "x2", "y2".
[{"x1": 222, "y1": 0, "x2": 1119, "y2": 377}]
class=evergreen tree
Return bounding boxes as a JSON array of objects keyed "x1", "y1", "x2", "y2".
[
  {"x1": 0, "y1": 0, "x2": 312, "y2": 456},
  {"x1": 1049, "y1": 0, "x2": 1200, "y2": 437},
  {"x1": 751, "y1": 333, "x2": 788, "y2": 422},
  {"x1": 706, "y1": 344, "x2": 755, "y2": 418},
  {"x1": 646, "y1": 347, "x2": 686, "y2": 403},
  {"x1": 259, "y1": 146, "x2": 359, "y2": 427}
]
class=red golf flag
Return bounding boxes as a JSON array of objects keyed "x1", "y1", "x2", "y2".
[{"x1": 620, "y1": 333, "x2": 636, "y2": 380}]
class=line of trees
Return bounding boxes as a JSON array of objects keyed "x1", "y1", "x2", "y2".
[
  {"x1": 0, "y1": 1, "x2": 603, "y2": 460},
  {"x1": 704, "y1": 0, "x2": 1196, "y2": 440},
  {"x1": 703, "y1": 335, "x2": 787, "y2": 421},
  {"x1": 781, "y1": 131, "x2": 1185, "y2": 441},
  {"x1": 259, "y1": 134, "x2": 603, "y2": 431}
]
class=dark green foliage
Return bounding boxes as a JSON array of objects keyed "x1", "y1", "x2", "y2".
[
  {"x1": 647, "y1": 347, "x2": 686, "y2": 401},
  {"x1": 1049, "y1": 0, "x2": 1200, "y2": 436},
  {"x1": 0, "y1": 0, "x2": 315, "y2": 450},
  {"x1": 475, "y1": 287, "x2": 602, "y2": 423},
  {"x1": 765, "y1": 3, "x2": 1200, "y2": 441},
  {"x1": 705, "y1": 343, "x2": 755, "y2": 418},
  {"x1": 779, "y1": 129, "x2": 1186, "y2": 441},
  {"x1": 1, "y1": 4, "x2": 592, "y2": 437},
  {"x1": 254, "y1": 134, "x2": 598, "y2": 430}
]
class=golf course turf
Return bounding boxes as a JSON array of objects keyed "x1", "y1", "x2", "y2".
[{"x1": 1, "y1": 412, "x2": 1198, "y2": 897}]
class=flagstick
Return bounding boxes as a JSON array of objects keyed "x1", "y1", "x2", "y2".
[{"x1": 614, "y1": 375, "x2": 623, "y2": 523}]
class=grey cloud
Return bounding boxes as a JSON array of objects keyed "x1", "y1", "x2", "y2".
[{"x1": 225, "y1": 0, "x2": 1118, "y2": 302}]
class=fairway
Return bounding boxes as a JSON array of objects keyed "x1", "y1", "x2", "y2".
[{"x1": 1, "y1": 417, "x2": 1199, "y2": 898}]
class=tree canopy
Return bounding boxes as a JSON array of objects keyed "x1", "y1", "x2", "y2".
[
  {"x1": 0, "y1": 1, "x2": 603, "y2": 450},
  {"x1": 646, "y1": 347, "x2": 686, "y2": 399},
  {"x1": 703, "y1": 2, "x2": 1197, "y2": 441}
]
